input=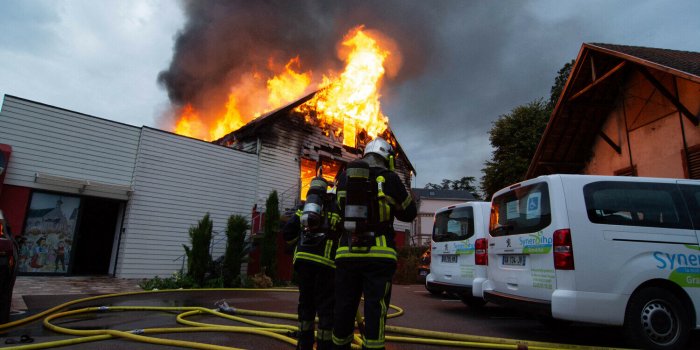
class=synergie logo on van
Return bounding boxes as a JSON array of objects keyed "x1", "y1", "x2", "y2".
[
  {"x1": 653, "y1": 245, "x2": 700, "y2": 287},
  {"x1": 519, "y1": 231, "x2": 552, "y2": 254}
]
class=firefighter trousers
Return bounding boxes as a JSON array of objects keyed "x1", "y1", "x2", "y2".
[
  {"x1": 332, "y1": 259, "x2": 396, "y2": 350},
  {"x1": 296, "y1": 260, "x2": 335, "y2": 350}
]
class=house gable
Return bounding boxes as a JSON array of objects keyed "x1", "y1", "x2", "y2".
[{"x1": 527, "y1": 43, "x2": 700, "y2": 179}]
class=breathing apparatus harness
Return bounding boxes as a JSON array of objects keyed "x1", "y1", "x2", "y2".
[
  {"x1": 300, "y1": 176, "x2": 336, "y2": 247},
  {"x1": 342, "y1": 158, "x2": 393, "y2": 252}
]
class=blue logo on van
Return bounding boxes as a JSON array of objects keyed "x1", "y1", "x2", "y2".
[
  {"x1": 653, "y1": 248, "x2": 700, "y2": 287},
  {"x1": 520, "y1": 231, "x2": 552, "y2": 254}
]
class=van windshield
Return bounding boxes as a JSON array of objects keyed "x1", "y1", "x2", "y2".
[
  {"x1": 490, "y1": 182, "x2": 551, "y2": 236},
  {"x1": 433, "y1": 206, "x2": 474, "y2": 242}
]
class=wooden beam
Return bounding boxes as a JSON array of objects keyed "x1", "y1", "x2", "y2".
[
  {"x1": 599, "y1": 131, "x2": 622, "y2": 154},
  {"x1": 569, "y1": 61, "x2": 627, "y2": 101},
  {"x1": 638, "y1": 67, "x2": 699, "y2": 126}
]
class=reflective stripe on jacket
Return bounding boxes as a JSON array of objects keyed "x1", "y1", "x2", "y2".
[
  {"x1": 284, "y1": 207, "x2": 340, "y2": 269},
  {"x1": 294, "y1": 238, "x2": 336, "y2": 268},
  {"x1": 335, "y1": 234, "x2": 397, "y2": 261}
]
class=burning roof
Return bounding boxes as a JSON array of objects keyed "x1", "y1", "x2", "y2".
[
  {"x1": 213, "y1": 89, "x2": 415, "y2": 175},
  {"x1": 165, "y1": 25, "x2": 415, "y2": 198},
  {"x1": 170, "y1": 26, "x2": 400, "y2": 150}
]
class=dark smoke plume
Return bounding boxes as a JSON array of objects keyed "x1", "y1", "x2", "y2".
[{"x1": 157, "y1": 0, "x2": 438, "y2": 127}]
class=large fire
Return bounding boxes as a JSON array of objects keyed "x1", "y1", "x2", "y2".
[
  {"x1": 172, "y1": 26, "x2": 393, "y2": 147},
  {"x1": 294, "y1": 27, "x2": 390, "y2": 147}
]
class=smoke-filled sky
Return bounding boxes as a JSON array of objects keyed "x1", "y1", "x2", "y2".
[{"x1": 2, "y1": 0, "x2": 699, "y2": 189}]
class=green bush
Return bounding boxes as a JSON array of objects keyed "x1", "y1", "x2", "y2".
[
  {"x1": 223, "y1": 215, "x2": 250, "y2": 287},
  {"x1": 183, "y1": 213, "x2": 213, "y2": 286},
  {"x1": 139, "y1": 271, "x2": 196, "y2": 290},
  {"x1": 260, "y1": 191, "x2": 279, "y2": 281}
]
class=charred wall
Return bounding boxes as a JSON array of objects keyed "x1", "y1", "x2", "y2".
[{"x1": 217, "y1": 110, "x2": 414, "y2": 210}]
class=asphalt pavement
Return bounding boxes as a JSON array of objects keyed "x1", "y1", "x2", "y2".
[{"x1": 2, "y1": 277, "x2": 700, "y2": 349}]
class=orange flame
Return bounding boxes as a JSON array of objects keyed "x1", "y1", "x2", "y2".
[
  {"x1": 295, "y1": 26, "x2": 390, "y2": 147},
  {"x1": 174, "y1": 104, "x2": 207, "y2": 139},
  {"x1": 267, "y1": 57, "x2": 311, "y2": 108},
  {"x1": 171, "y1": 26, "x2": 395, "y2": 147}
]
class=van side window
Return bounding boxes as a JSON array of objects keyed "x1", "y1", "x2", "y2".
[
  {"x1": 678, "y1": 184, "x2": 700, "y2": 229},
  {"x1": 583, "y1": 182, "x2": 691, "y2": 229},
  {"x1": 433, "y1": 207, "x2": 475, "y2": 242},
  {"x1": 490, "y1": 182, "x2": 551, "y2": 236}
]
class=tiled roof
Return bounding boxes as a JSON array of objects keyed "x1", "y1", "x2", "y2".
[{"x1": 589, "y1": 43, "x2": 700, "y2": 78}]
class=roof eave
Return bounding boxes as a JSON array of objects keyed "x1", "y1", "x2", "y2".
[{"x1": 585, "y1": 43, "x2": 700, "y2": 84}]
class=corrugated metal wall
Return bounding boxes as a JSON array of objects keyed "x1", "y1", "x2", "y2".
[
  {"x1": 0, "y1": 96, "x2": 140, "y2": 200},
  {"x1": 119, "y1": 128, "x2": 259, "y2": 278}
]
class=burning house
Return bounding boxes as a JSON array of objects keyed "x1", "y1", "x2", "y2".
[
  {"x1": 0, "y1": 27, "x2": 417, "y2": 279},
  {"x1": 215, "y1": 91, "x2": 415, "y2": 210}
]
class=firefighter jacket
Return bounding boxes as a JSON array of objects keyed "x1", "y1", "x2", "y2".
[
  {"x1": 335, "y1": 166, "x2": 417, "y2": 262},
  {"x1": 282, "y1": 202, "x2": 341, "y2": 269}
]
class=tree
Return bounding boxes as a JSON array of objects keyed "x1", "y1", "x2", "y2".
[
  {"x1": 425, "y1": 176, "x2": 478, "y2": 192},
  {"x1": 480, "y1": 99, "x2": 550, "y2": 199},
  {"x1": 548, "y1": 59, "x2": 575, "y2": 111},
  {"x1": 450, "y1": 176, "x2": 479, "y2": 193},
  {"x1": 260, "y1": 191, "x2": 279, "y2": 281},
  {"x1": 223, "y1": 214, "x2": 249, "y2": 287},
  {"x1": 183, "y1": 213, "x2": 213, "y2": 286}
]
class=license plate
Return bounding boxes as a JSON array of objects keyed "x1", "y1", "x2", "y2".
[
  {"x1": 441, "y1": 254, "x2": 458, "y2": 263},
  {"x1": 502, "y1": 255, "x2": 526, "y2": 266}
]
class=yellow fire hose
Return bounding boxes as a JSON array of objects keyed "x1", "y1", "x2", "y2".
[{"x1": 0, "y1": 288, "x2": 634, "y2": 350}]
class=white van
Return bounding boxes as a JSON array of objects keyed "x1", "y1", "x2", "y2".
[
  {"x1": 425, "y1": 201, "x2": 491, "y2": 307},
  {"x1": 481, "y1": 174, "x2": 700, "y2": 350}
]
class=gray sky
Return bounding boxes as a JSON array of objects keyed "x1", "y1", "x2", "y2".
[{"x1": 2, "y1": 0, "x2": 699, "y2": 190}]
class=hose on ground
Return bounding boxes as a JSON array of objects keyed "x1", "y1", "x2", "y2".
[{"x1": 0, "y1": 288, "x2": 633, "y2": 350}]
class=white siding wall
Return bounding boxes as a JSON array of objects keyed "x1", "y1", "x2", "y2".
[
  {"x1": 0, "y1": 96, "x2": 140, "y2": 199},
  {"x1": 256, "y1": 138, "x2": 302, "y2": 213},
  {"x1": 118, "y1": 128, "x2": 258, "y2": 278}
]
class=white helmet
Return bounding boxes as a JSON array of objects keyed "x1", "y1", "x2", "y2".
[{"x1": 363, "y1": 137, "x2": 394, "y2": 161}]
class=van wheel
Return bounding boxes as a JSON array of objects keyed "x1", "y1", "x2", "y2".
[
  {"x1": 460, "y1": 296, "x2": 486, "y2": 309},
  {"x1": 624, "y1": 287, "x2": 690, "y2": 350}
]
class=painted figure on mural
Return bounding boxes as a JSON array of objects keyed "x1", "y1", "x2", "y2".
[
  {"x1": 30, "y1": 236, "x2": 47, "y2": 271},
  {"x1": 54, "y1": 241, "x2": 66, "y2": 272}
]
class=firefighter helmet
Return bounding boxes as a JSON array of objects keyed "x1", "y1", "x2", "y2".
[{"x1": 363, "y1": 137, "x2": 394, "y2": 162}]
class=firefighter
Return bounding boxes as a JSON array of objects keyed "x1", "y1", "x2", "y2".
[
  {"x1": 332, "y1": 137, "x2": 417, "y2": 350},
  {"x1": 283, "y1": 176, "x2": 341, "y2": 350}
]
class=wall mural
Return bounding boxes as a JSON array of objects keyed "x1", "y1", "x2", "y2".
[{"x1": 18, "y1": 192, "x2": 80, "y2": 274}]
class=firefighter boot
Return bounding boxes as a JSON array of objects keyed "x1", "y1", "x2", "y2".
[
  {"x1": 296, "y1": 321, "x2": 315, "y2": 350},
  {"x1": 316, "y1": 329, "x2": 333, "y2": 350}
]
